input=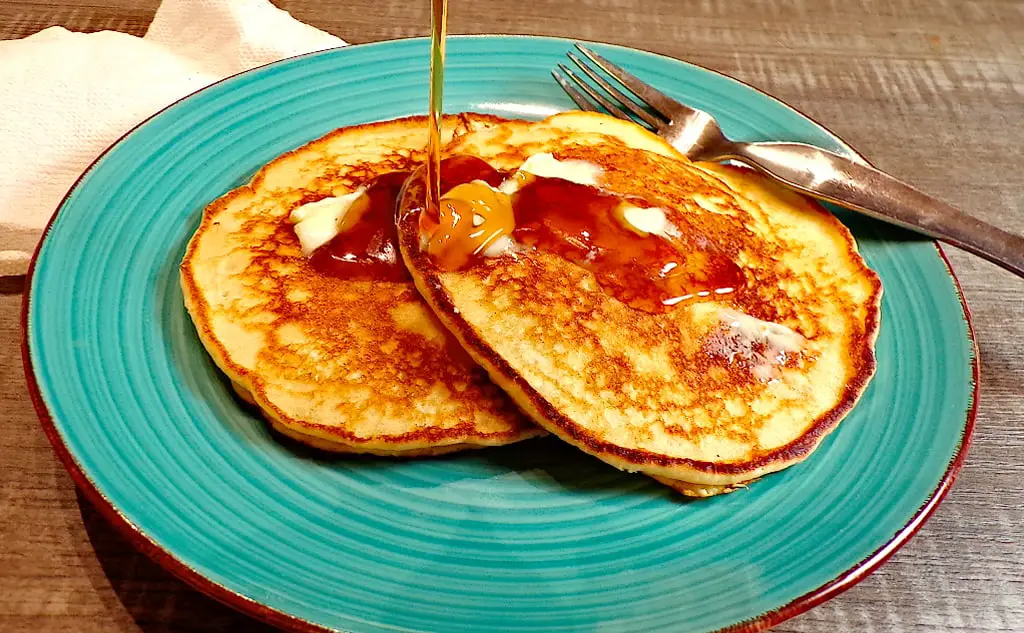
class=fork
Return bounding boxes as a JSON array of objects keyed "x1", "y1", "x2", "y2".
[{"x1": 554, "y1": 44, "x2": 1024, "y2": 278}]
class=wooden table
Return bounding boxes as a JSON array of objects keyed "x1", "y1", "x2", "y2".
[{"x1": 1, "y1": 1, "x2": 1022, "y2": 631}]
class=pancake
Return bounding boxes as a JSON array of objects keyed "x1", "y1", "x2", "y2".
[
  {"x1": 398, "y1": 111, "x2": 882, "y2": 493},
  {"x1": 180, "y1": 113, "x2": 543, "y2": 455}
]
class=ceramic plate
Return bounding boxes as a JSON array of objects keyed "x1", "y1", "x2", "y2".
[{"x1": 23, "y1": 36, "x2": 977, "y2": 633}]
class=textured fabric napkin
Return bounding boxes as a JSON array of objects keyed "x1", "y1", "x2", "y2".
[{"x1": 0, "y1": 0, "x2": 345, "y2": 276}]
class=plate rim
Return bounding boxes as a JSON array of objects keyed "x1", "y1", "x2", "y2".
[{"x1": 20, "y1": 33, "x2": 980, "y2": 633}]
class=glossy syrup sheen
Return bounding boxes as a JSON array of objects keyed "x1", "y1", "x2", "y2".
[
  {"x1": 308, "y1": 171, "x2": 412, "y2": 281},
  {"x1": 512, "y1": 178, "x2": 742, "y2": 312},
  {"x1": 309, "y1": 156, "x2": 503, "y2": 280},
  {"x1": 312, "y1": 153, "x2": 741, "y2": 312}
]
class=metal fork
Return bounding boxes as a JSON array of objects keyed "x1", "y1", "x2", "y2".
[{"x1": 554, "y1": 44, "x2": 1024, "y2": 278}]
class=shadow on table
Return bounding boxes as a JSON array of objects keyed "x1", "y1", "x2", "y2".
[{"x1": 78, "y1": 490, "x2": 280, "y2": 633}]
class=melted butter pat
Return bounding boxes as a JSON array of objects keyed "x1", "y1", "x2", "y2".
[
  {"x1": 618, "y1": 204, "x2": 672, "y2": 238},
  {"x1": 471, "y1": 184, "x2": 518, "y2": 257},
  {"x1": 481, "y1": 233, "x2": 515, "y2": 257},
  {"x1": 422, "y1": 180, "x2": 517, "y2": 269},
  {"x1": 720, "y1": 309, "x2": 803, "y2": 353},
  {"x1": 290, "y1": 188, "x2": 367, "y2": 256},
  {"x1": 498, "y1": 152, "x2": 603, "y2": 194},
  {"x1": 715, "y1": 309, "x2": 804, "y2": 382}
]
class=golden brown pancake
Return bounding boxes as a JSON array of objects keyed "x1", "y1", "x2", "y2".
[
  {"x1": 180, "y1": 114, "x2": 542, "y2": 455},
  {"x1": 399, "y1": 111, "x2": 882, "y2": 493}
]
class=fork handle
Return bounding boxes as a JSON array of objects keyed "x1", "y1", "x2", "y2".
[{"x1": 726, "y1": 141, "x2": 1024, "y2": 278}]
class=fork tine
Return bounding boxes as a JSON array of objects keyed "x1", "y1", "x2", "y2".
[
  {"x1": 574, "y1": 44, "x2": 683, "y2": 118},
  {"x1": 566, "y1": 51, "x2": 664, "y2": 129},
  {"x1": 556, "y1": 64, "x2": 655, "y2": 130},
  {"x1": 551, "y1": 69, "x2": 601, "y2": 113}
]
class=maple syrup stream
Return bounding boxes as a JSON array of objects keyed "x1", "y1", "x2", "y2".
[{"x1": 426, "y1": 0, "x2": 447, "y2": 216}]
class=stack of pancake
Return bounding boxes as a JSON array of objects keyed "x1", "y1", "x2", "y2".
[{"x1": 181, "y1": 111, "x2": 881, "y2": 496}]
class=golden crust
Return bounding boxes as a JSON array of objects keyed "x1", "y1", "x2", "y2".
[
  {"x1": 399, "y1": 111, "x2": 882, "y2": 491},
  {"x1": 180, "y1": 113, "x2": 543, "y2": 455}
]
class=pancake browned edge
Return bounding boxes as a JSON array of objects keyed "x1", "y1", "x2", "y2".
[
  {"x1": 180, "y1": 113, "x2": 543, "y2": 456},
  {"x1": 398, "y1": 111, "x2": 882, "y2": 496}
]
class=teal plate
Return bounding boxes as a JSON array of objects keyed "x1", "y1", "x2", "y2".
[{"x1": 23, "y1": 36, "x2": 977, "y2": 633}]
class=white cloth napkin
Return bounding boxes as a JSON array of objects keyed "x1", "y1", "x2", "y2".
[{"x1": 0, "y1": 0, "x2": 345, "y2": 276}]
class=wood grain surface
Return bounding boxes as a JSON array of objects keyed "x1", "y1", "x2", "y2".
[{"x1": 1, "y1": 1, "x2": 1022, "y2": 632}]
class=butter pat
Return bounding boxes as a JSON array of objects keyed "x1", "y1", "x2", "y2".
[
  {"x1": 289, "y1": 188, "x2": 367, "y2": 256},
  {"x1": 498, "y1": 152, "x2": 603, "y2": 194},
  {"x1": 481, "y1": 234, "x2": 515, "y2": 257},
  {"x1": 719, "y1": 309, "x2": 803, "y2": 354},
  {"x1": 714, "y1": 309, "x2": 804, "y2": 382},
  {"x1": 619, "y1": 204, "x2": 668, "y2": 237}
]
